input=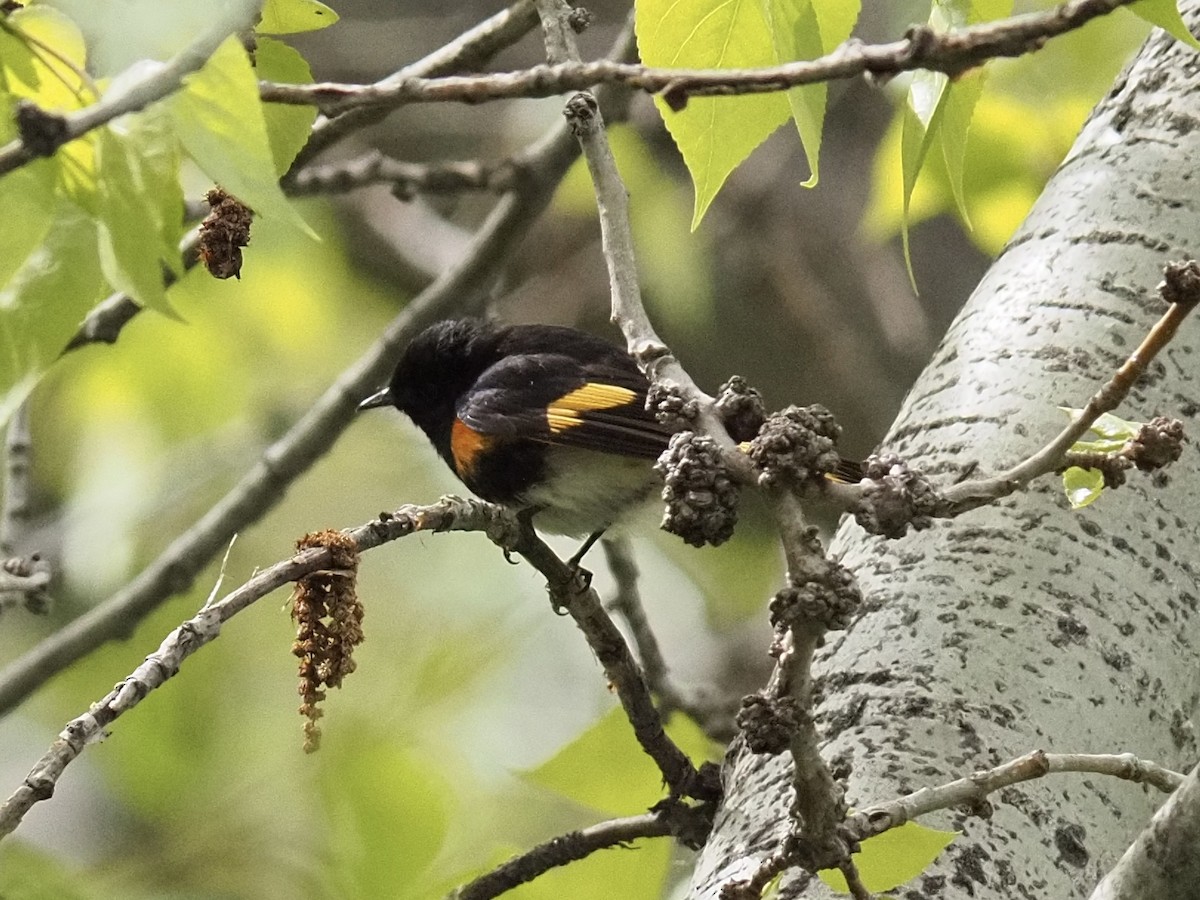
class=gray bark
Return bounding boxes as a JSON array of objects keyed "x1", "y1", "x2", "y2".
[
  {"x1": 689, "y1": 10, "x2": 1200, "y2": 899},
  {"x1": 1089, "y1": 763, "x2": 1200, "y2": 900}
]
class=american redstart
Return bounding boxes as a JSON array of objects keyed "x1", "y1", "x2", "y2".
[{"x1": 359, "y1": 319, "x2": 859, "y2": 542}]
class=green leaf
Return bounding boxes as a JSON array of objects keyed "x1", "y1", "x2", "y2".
[
  {"x1": 320, "y1": 737, "x2": 451, "y2": 899},
  {"x1": 255, "y1": 37, "x2": 317, "y2": 175},
  {"x1": 818, "y1": 821, "x2": 957, "y2": 893},
  {"x1": 0, "y1": 21, "x2": 39, "y2": 90},
  {"x1": 1059, "y1": 407, "x2": 1142, "y2": 442},
  {"x1": 0, "y1": 117, "x2": 57, "y2": 288},
  {"x1": 1129, "y1": 0, "x2": 1200, "y2": 50},
  {"x1": 1063, "y1": 466, "x2": 1105, "y2": 509},
  {"x1": 637, "y1": 0, "x2": 791, "y2": 228},
  {"x1": 259, "y1": 0, "x2": 339, "y2": 34},
  {"x1": 1088, "y1": 411, "x2": 1142, "y2": 441},
  {"x1": 167, "y1": 36, "x2": 314, "y2": 237},
  {"x1": 0, "y1": 5, "x2": 88, "y2": 107},
  {"x1": 95, "y1": 116, "x2": 184, "y2": 314},
  {"x1": 938, "y1": 72, "x2": 985, "y2": 228},
  {"x1": 0, "y1": 203, "x2": 105, "y2": 421},
  {"x1": 0, "y1": 843, "x2": 92, "y2": 900},
  {"x1": 898, "y1": 74, "x2": 947, "y2": 290},
  {"x1": 761, "y1": 0, "x2": 860, "y2": 187},
  {"x1": 969, "y1": 0, "x2": 1013, "y2": 20},
  {"x1": 524, "y1": 707, "x2": 718, "y2": 815}
]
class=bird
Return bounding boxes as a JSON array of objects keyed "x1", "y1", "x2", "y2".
[
  {"x1": 359, "y1": 318, "x2": 862, "y2": 555},
  {"x1": 358, "y1": 319, "x2": 672, "y2": 546}
]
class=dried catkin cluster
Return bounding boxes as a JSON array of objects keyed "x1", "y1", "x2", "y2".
[{"x1": 290, "y1": 529, "x2": 363, "y2": 753}]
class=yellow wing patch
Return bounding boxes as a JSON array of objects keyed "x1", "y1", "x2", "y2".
[{"x1": 546, "y1": 383, "x2": 637, "y2": 434}]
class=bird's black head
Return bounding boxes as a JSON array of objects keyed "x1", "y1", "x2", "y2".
[{"x1": 358, "y1": 319, "x2": 502, "y2": 442}]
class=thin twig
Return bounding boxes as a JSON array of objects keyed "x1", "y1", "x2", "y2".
[
  {"x1": 261, "y1": 0, "x2": 1138, "y2": 115},
  {"x1": 451, "y1": 812, "x2": 674, "y2": 900},
  {"x1": 0, "y1": 496, "x2": 512, "y2": 838},
  {"x1": 935, "y1": 261, "x2": 1200, "y2": 515},
  {"x1": 509, "y1": 520, "x2": 712, "y2": 801},
  {"x1": 844, "y1": 750, "x2": 1184, "y2": 844},
  {"x1": 601, "y1": 537, "x2": 670, "y2": 690},
  {"x1": 285, "y1": 0, "x2": 540, "y2": 174},
  {"x1": 0, "y1": 0, "x2": 263, "y2": 177},
  {"x1": 286, "y1": 150, "x2": 518, "y2": 197}
]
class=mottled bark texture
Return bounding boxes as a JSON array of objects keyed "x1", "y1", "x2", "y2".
[
  {"x1": 689, "y1": 11, "x2": 1200, "y2": 900},
  {"x1": 1088, "y1": 762, "x2": 1200, "y2": 900}
]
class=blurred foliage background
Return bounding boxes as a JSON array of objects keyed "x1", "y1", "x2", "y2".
[{"x1": 0, "y1": 0, "x2": 1151, "y2": 897}]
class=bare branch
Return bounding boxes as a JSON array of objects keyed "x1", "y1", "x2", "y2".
[
  {"x1": 0, "y1": 496, "x2": 515, "y2": 838},
  {"x1": 285, "y1": 150, "x2": 518, "y2": 198},
  {"x1": 451, "y1": 812, "x2": 674, "y2": 900},
  {"x1": 506, "y1": 518, "x2": 714, "y2": 802},
  {"x1": 844, "y1": 750, "x2": 1184, "y2": 844},
  {"x1": 0, "y1": 0, "x2": 264, "y2": 178},
  {"x1": 936, "y1": 260, "x2": 1200, "y2": 515},
  {"x1": 286, "y1": 0, "x2": 541, "y2": 173},
  {"x1": 261, "y1": 0, "x2": 1139, "y2": 116}
]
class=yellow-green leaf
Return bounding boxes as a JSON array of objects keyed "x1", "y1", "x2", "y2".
[
  {"x1": 0, "y1": 203, "x2": 105, "y2": 422},
  {"x1": 259, "y1": 0, "x2": 338, "y2": 33},
  {"x1": 899, "y1": 75, "x2": 947, "y2": 290},
  {"x1": 1064, "y1": 466, "x2": 1105, "y2": 509},
  {"x1": 95, "y1": 117, "x2": 183, "y2": 313},
  {"x1": 938, "y1": 73, "x2": 985, "y2": 228},
  {"x1": 524, "y1": 707, "x2": 719, "y2": 815},
  {"x1": 762, "y1": 0, "x2": 861, "y2": 187},
  {"x1": 255, "y1": 37, "x2": 317, "y2": 175},
  {"x1": 818, "y1": 821, "x2": 957, "y2": 894},
  {"x1": 0, "y1": 5, "x2": 89, "y2": 107},
  {"x1": 167, "y1": 36, "x2": 314, "y2": 237},
  {"x1": 637, "y1": 0, "x2": 791, "y2": 228},
  {"x1": 259, "y1": 0, "x2": 339, "y2": 34},
  {"x1": 1129, "y1": 0, "x2": 1200, "y2": 49}
]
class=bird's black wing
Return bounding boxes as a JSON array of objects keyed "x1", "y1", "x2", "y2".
[{"x1": 455, "y1": 350, "x2": 671, "y2": 460}]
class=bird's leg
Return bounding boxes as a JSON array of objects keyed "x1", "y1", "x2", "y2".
[{"x1": 567, "y1": 528, "x2": 606, "y2": 572}]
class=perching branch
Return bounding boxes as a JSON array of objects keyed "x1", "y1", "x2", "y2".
[
  {"x1": 0, "y1": 496, "x2": 509, "y2": 839},
  {"x1": 0, "y1": 495, "x2": 714, "y2": 839},
  {"x1": 0, "y1": 0, "x2": 264, "y2": 178},
  {"x1": 261, "y1": 0, "x2": 1139, "y2": 116}
]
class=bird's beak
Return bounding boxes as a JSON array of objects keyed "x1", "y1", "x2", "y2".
[{"x1": 357, "y1": 387, "x2": 394, "y2": 412}]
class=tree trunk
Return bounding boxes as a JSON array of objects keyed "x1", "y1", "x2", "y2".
[{"x1": 689, "y1": 10, "x2": 1200, "y2": 898}]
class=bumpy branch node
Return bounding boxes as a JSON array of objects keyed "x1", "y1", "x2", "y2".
[
  {"x1": 656, "y1": 431, "x2": 741, "y2": 547},
  {"x1": 746, "y1": 405, "x2": 843, "y2": 489}
]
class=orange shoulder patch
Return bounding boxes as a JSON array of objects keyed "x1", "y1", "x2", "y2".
[
  {"x1": 451, "y1": 418, "x2": 493, "y2": 476},
  {"x1": 546, "y1": 383, "x2": 637, "y2": 434}
]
